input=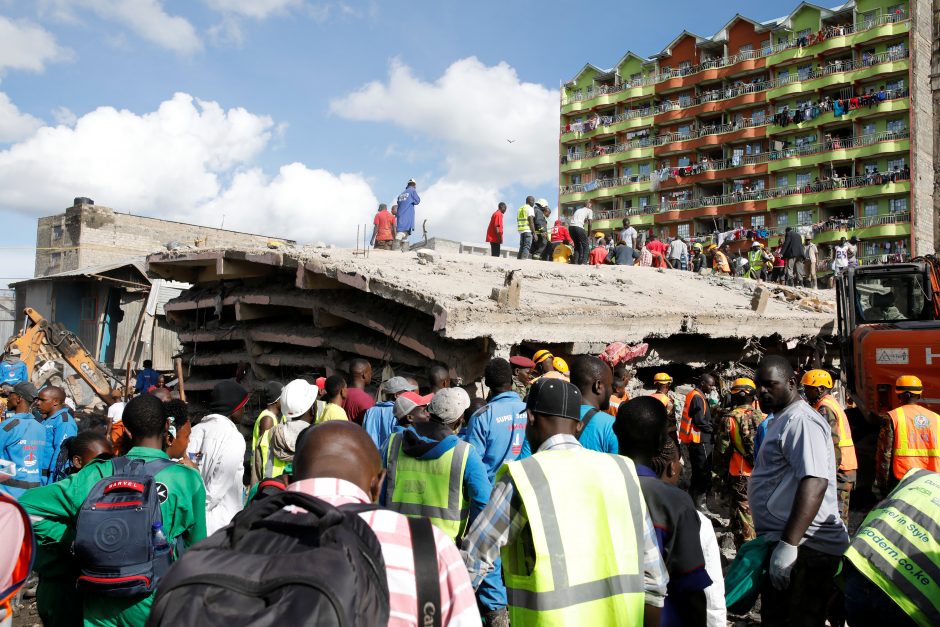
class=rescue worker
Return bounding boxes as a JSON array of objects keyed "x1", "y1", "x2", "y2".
[
  {"x1": 254, "y1": 378, "x2": 317, "y2": 482},
  {"x1": 516, "y1": 196, "x2": 536, "y2": 260},
  {"x1": 713, "y1": 244, "x2": 731, "y2": 275},
  {"x1": 679, "y1": 373, "x2": 716, "y2": 513},
  {"x1": 249, "y1": 381, "x2": 284, "y2": 484},
  {"x1": 801, "y1": 369, "x2": 857, "y2": 525},
  {"x1": 0, "y1": 347, "x2": 27, "y2": 385},
  {"x1": 20, "y1": 394, "x2": 206, "y2": 627},
  {"x1": 532, "y1": 349, "x2": 565, "y2": 381},
  {"x1": 843, "y1": 469, "x2": 940, "y2": 626},
  {"x1": 0, "y1": 382, "x2": 46, "y2": 497},
  {"x1": 606, "y1": 366, "x2": 631, "y2": 417},
  {"x1": 531, "y1": 199, "x2": 551, "y2": 260},
  {"x1": 362, "y1": 376, "x2": 418, "y2": 450},
  {"x1": 747, "y1": 242, "x2": 772, "y2": 280},
  {"x1": 461, "y1": 378, "x2": 668, "y2": 626},
  {"x1": 650, "y1": 373, "x2": 675, "y2": 417},
  {"x1": 716, "y1": 377, "x2": 765, "y2": 547},
  {"x1": 35, "y1": 386, "x2": 77, "y2": 486},
  {"x1": 382, "y1": 387, "x2": 490, "y2": 542},
  {"x1": 509, "y1": 355, "x2": 535, "y2": 398},
  {"x1": 690, "y1": 243, "x2": 706, "y2": 273},
  {"x1": 551, "y1": 357, "x2": 570, "y2": 381},
  {"x1": 875, "y1": 375, "x2": 939, "y2": 494}
]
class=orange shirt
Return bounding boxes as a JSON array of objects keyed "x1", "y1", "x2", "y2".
[
  {"x1": 589, "y1": 246, "x2": 608, "y2": 265},
  {"x1": 374, "y1": 210, "x2": 396, "y2": 241}
]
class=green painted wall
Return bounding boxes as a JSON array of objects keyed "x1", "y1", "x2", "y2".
[
  {"x1": 856, "y1": 0, "x2": 908, "y2": 15},
  {"x1": 859, "y1": 194, "x2": 910, "y2": 215},
  {"x1": 790, "y1": 6, "x2": 822, "y2": 36}
]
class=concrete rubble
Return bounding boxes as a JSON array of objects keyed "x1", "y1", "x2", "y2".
[{"x1": 146, "y1": 246, "x2": 837, "y2": 401}]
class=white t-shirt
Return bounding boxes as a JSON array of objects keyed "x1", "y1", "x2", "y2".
[
  {"x1": 667, "y1": 239, "x2": 686, "y2": 260},
  {"x1": 833, "y1": 244, "x2": 850, "y2": 268},
  {"x1": 698, "y1": 512, "x2": 727, "y2": 627},
  {"x1": 570, "y1": 207, "x2": 593, "y2": 229},
  {"x1": 107, "y1": 402, "x2": 125, "y2": 424},
  {"x1": 620, "y1": 226, "x2": 637, "y2": 248}
]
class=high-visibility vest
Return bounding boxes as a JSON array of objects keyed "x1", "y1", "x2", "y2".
[
  {"x1": 651, "y1": 392, "x2": 671, "y2": 409},
  {"x1": 517, "y1": 205, "x2": 532, "y2": 232},
  {"x1": 814, "y1": 395, "x2": 857, "y2": 472},
  {"x1": 385, "y1": 433, "x2": 470, "y2": 541},
  {"x1": 727, "y1": 413, "x2": 752, "y2": 476},
  {"x1": 679, "y1": 389, "x2": 705, "y2": 444},
  {"x1": 0, "y1": 492, "x2": 34, "y2": 623},
  {"x1": 498, "y1": 449, "x2": 646, "y2": 626},
  {"x1": 845, "y1": 469, "x2": 940, "y2": 627},
  {"x1": 258, "y1": 428, "x2": 290, "y2": 480},
  {"x1": 251, "y1": 409, "x2": 282, "y2": 452},
  {"x1": 714, "y1": 251, "x2": 730, "y2": 273},
  {"x1": 888, "y1": 405, "x2": 940, "y2": 480}
]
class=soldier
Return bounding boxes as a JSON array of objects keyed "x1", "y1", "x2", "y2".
[
  {"x1": 716, "y1": 377, "x2": 765, "y2": 547},
  {"x1": 508, "y1": 356, "x2": 535, "y2": 399}
]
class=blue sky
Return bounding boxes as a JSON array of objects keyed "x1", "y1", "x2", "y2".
[{"x1": 0, "y1": 0, "x2": 795, "y2": 287}]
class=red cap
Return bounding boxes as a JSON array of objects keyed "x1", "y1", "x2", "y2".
[
  {"x1": 315, "y1": 377, "x2": 327, "y2": 390},
  {"x1": 400, "y1": 391, "x2": 433, "y2": 405}
]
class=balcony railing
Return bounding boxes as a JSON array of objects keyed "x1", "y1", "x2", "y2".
[
  {"x1": 561, "y1": 12, "x2": 910, "y2": 106},
  {"x1": 770, "y1": 129, "x2": 910, "y2": 160},
  {"x1": 814, "y1": 212, "x2": 911, "y2": 233},
  {"x1": 563, "y1": 137, "x2": 655, "y2": 162},
  {"x1": 561, "y1": 174, "x2": 652, "y2": 195},
  {"x1": 594, "y1": 205, "x2": 660, "y2": 221}
]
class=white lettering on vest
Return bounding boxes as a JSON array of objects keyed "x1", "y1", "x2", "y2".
[{"x1": 926, "y1": 347, "x2": 939, "y2": 366}]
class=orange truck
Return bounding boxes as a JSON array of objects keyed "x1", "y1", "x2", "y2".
[{"x1": 836, "y1": 255, "x2": 940, "y2": 424}]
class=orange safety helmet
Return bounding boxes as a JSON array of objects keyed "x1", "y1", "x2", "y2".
[
  {"x1": 895, "y1": 375, "x2": 923, "y2": 394},
  {"x1": 533, "y1": 349, "x2": 553, "y2": 365},
  {"x1": 730, "y1": 377, "x2": 757, "y2": 392},
  {"x1": 653, "y1": 373, "x2": 673, "y2": 385},
  {"x1": 800, "y1": 370, "x2": 833, "y2": 389}
]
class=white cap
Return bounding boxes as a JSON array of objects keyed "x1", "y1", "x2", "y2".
[
  {"x1": 281, "y1": 379, "x2": 318, "y2": 419},
  {"x1": 407, "y1": 178, "x2": 416, "y2": 185}
]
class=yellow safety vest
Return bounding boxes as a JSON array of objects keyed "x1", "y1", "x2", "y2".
[
  {"x1": 498, "y1": 449, "x2": 646, "y2": 626},
  {"x1": 517, "y1": 205, "x2": 532, "y2": 232},
  {"x1": 845, "y1": 469, "x2": 940, "y2": 627},
  {"x1": 251, "y1": 409, "x2": 282, "y2": 452},
  {"x1": 385, "y1": 433, "x2": 470, "y2": 541},
  {"x1": 259, "y1": 428, "x2": 290, "y2": 480}
]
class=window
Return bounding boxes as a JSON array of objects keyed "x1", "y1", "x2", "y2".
[
  {"x1": 570, "y1": 174, "x2": 582, "y2": 185},
  {"x1": 677, "y1": 125, "x2": 691, "y2": 137},
  {"x1": 797, "y1": 63, "x2": 813, "y2": 80},
  {"x1": 778, "y1": 68, "x2": 790, "y2": 81},
  {"x1": 622, "y1": 164, "x2": 634, "y2": 176},
  {"x1": 639, "y1": 163, "x2": 651, "y2": 176},
  {"x1": 887, "y1": 157, "x2": 906, "y2": 172},
  {"x1": 738, "y1": 44, "x2": 754, "y2": 56},
  {"x1": 49, "y1": 251, "x2": 61, "y2": 269},
  {"x1": 639, "y1": 196, "x2": 650, "y2": 207},
  {"x1": 752, "y1": 110, "x2": 766, "y2": 124},
  {"x1": 886, "y1": 118, "x2": 906, "y2": 133},
  {"x1": 752, "y1": 179, "x2": 766, "y2": 191},
  {"x1": 677, "y1": 223, "x2": 690, "y2": 238},
  {"x1": 860, "y1": 10, "x2": 877, "y2": 28},
  {"x1": 733, "y1": 219, "x2": 744, "y2": 229},
  {"x1": 864, "y1": 201, "x2": 878, "y2": 217},
  {"x1": 796, "y1": 172, "x2": 812, "y2": 188},
  {"x1": 52, "y1": 225, "x2": 63, "y2": 240},
  {"x1": 777, "y1": 174, "x2": 790, "y2": 188},
  {"x1": 886, "y1": 78, "x2": 905, "y2": 93},
  {"x1": 80, "y1": 297, "x2": 97, "y2": 322},
  {"x1": 622, "y1": 198, "x2": 633, "y2": 209},
  {"x1": 751, "y1": 215, "x2": 765, "y2": 228},
  {"x1": 630, "y1": 72, "x2": 642, "y2": 83},
  {"x1": 889, "y1": 197, "x2": 908, "y2": 213},
  {"x1": 777, "y1": 213, "x2": 789, "y2": 227},
  {"x1": 863, "y1": 162, "x2": 878, "y2": 175},
  {"x1": 797, "y1": 28, "x2": 811, "y2": 40},
  {"x1": 887, "y1": 4, "x2": 907, "y2": 18},
  {"x1": 797, "y1": 209, "x2": 814, "y2": 225},
  {"x1": 862, "y1": 122, "x2": 877, "y2": 136},
  {"x1": 677, "y1": 156, "x2": 691, "y2": 167}
]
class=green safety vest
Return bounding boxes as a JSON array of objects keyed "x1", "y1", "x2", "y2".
[
  {"x1": 251, "y1": 409, "x2": 283, "y2": 452},
  {"x1": 259, "y1": 428, "x2": 290, "y2": 480},
  {"x1": 385, "y1": 433, "x2": 470, "y2": 541},
  {"x1": 845, "y1": 469, "x2": 940, "y2": 627},
  {"x1": 517, "y1": 205, "x2": 532, "y2": 232},
  {"x1": 498, "y1": 449, "x2": 646, "y2": 626}
]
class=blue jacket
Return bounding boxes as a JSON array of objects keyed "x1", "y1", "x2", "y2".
[
  {"x1": 464, "y1": 391, "x2": 527, "y2": 482},
  {"x1": 363, "y1": 401, "x2": 397, "y2": 450},
  {"x1": 0, "y1": 412, "x2": 47, "y2": 497},
  {"x1": 0, "y1": 359, "x2": 27, "y2": 385},
  {"x1": 395, "y1": 187, "x2": 421, "y2": 233},
  {"x1": 40, "y1": 408, "x2": 77, "y2": 485},
  {"x1": 135, "y1": 368, "x2": 160, "y2": 394},
  {"x1": 578, "y1": 404, "x2": 619, "y2": 454},
  {"x1": 381, "y1": 422, "x2": 492, "y2": 528}
]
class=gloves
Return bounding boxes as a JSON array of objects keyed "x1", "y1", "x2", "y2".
[{"x1": 769, "y1": 541, "x2": 799, "y2": 590}]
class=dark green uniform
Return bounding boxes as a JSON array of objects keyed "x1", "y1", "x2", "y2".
[
  {"x1": 19, "y1": 446, "x2": 207, "y2": 627},
  {"x1": 716, "y1": 404, "x2": 764, "y2": 547}
]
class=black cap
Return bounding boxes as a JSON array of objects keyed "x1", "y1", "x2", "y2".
[
  {"x1": 261, "y1": 381, "x2": 283, "y2": 405},
  {"x1": 13, "y1": 382, "x2": 38, "y2": 403},
  {"x1": 210, "y1": 380, "x2": 249, "y2": 416},
  {"x1": 526, "y1": 378, "x2": 581, "y2": 421}
]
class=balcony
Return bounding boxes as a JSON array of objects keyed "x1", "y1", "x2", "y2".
[
  {"x1": 767, "y1": 129, "x2": 910, "y2": 172},
  {"x1": 767, "y1": 89, "x2": 909, "y2": 134},
  {"x1": 767, "y1": 48, "x2": 910, "y2": 99},
  {"x1": 767, "y1": 12, "x2": 909, "y2": 65},
  {"x1": 592, "y1": 206, "x2": 659, "y2": 229},
  {"x1": 766, "y1": 173, "x2": 910, "y2": 210},
  {"x1": 654, "y1": 116, "x2": 769, "y2": 154},
  {"x1": 560, "y1": 174, "x2": 652, "y2": 199},
  {"x1": 659, "y1": 154, "x2": 771, "y2": 189},
  {"x1": 561, "y1": 138, "x2": 655, "y2": 172},
  {"x1": 801, "y1": 212, "x2": 912, "y2": 245},
  {"x1": 561, "y1": 106, "x2": 655, "y2": 139}
]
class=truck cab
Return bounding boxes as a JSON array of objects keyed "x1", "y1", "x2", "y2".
[{"x1": 836, "y1": 257, "x2": 940, "y2": 424}]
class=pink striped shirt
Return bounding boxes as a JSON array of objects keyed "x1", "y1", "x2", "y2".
[{"x1": 288, "y1": 478, "x2": 481, "y2": 627}]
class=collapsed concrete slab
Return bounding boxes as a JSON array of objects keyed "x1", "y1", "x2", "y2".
[{"x1": 147, "y1": 247, "x2": 836, "y2": 400}]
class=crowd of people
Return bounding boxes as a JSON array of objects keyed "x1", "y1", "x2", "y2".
[{"x1": 1, "y1": 341, "x2": 937, "y2": 627}]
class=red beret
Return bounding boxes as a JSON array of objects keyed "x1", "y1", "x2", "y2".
[{"x1": 509, "y1": 356, "x2": 536, "y2": 369}]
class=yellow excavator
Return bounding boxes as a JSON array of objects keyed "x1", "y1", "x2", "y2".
[{"x1": 5, "y1": 308, "x2": 118, "y2": 403}]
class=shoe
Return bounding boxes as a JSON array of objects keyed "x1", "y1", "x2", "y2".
[
  {"x1": 694, "y1": 494, "x2": 716, "y2": 517},
  {"x1": 482, "y1": 608, "x2": 510, "y2": 627}
]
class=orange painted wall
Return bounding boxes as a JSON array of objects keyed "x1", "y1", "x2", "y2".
[{"x1": 661, "y1": 34, "x2": 698, "y2": 67}]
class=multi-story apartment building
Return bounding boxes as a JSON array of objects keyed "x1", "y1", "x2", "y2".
[{"x1": 559, "y1": 0, "x2": 936, "y2": 268}]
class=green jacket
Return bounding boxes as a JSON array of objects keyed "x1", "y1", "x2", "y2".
[{"x1": 19, "y1": 446, "x2": 207, "y2": 627}]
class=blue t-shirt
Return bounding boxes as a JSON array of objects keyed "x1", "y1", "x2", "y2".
[
  {"x1": 363, "y1": 402, "x2": 396, "y2": 451},
  {"x1": 578, "y1": 404, "x2": 619, "y2": 454},
  {"x1": 0, "y1": 412, "x2": 47, "y2": 497},
  {"x1": 464, "y1": 391, "x2": 527, "y2": 482},
  {"x1": 0, "y1": 359, "x2": 27, "y2": 385},
  {"x1": 40, "y1": 407, "x2": 77, "y2": 485},
  {"x1": 395, "y1": 187, "x2": 421, "y2": 233},
  {"x1": 135, "y1": 368, "x2": 160, "y2": 393}
]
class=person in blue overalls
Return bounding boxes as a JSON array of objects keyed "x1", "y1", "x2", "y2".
[
  {"x1": 0, "y1": 382, "x2": 46, "y2": 497},
  {"x1": 35, "y1": 386, "x2": 77, "y2": 485}
]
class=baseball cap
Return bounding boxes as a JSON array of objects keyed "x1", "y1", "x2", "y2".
[
  {"x1": 407, "y1": 178, "x2": 417, "y2": 185},
  {"x1": 383, "y1": 376, "x2": 418, "y2": 395},
  {"x1": 394, "y1": 391, "x2": 433, "y2": 420},
  {"x1": 509, "y1": 356, "x2": 536, "y2": 369},
  {"x1": 315, "y1": 377, "x2": 327, "y2": 391},
  {"x1": 261, "y1": 381, "x2": 283, "y2": 405},
  {"x1": 428, "y1": 388, "x2": 471, "y2": 425},
  {"x1": 13, "y1": 382, "x2": 38, "y2": 403},
  {"x1": 7, "y1": 347, "x2": 20, "y2": 357},
  {"x1": 526, "y1": 378, "x2": 581, "y2": 421},
  {"x1": 281, "y1": 379, "x2": 318, "y2": 419}
]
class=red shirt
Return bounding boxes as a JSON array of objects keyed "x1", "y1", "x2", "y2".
[
  {"x1": 551, "y1": 223, "x2": 572, "y2": 243},
  {"x1": 374, "y1": 211, "x2": 396, "y2": 241},
  {"x1": 342, "y1": 387, "x2": 375, "y2": 425},
  {"x1": 486, "y1": 210, "x2": 504, "y2": 243},
  {"x1": 646, "y1": 240, "x2": 668, "y2": 256},
  {"x1": 589, "y1": 246, "x2": 609, "y2": 265}
]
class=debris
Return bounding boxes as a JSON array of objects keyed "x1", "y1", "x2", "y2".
[
  {"x1": 599, "y1": 342, "x2": 649, "y2": 368},
  {"x1": 750, "y1": 286, "x2": 770, "y2": 314}
]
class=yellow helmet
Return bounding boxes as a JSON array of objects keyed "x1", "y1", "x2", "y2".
[
  {"x1": 800, "y1": 369, "x2": 833, "y2": 389},
  {"x1": 552, "y1": 357, "x2": 569, "y2": 374},
  {"x1": 895, "y1": 375, "x2": 923, "y2": 393},
  {"x1": 730, "y1": 377, "x2": 756, "y2": 392},
  {"x1": 692, "y1": 243, "x2": 703, "y2": 251},
  {"x1": 533, "y1": 349, "x2": 553, "y2": 365},
  {"x1": 653, "y1": 372, "x2": 673, "y2": 385}
]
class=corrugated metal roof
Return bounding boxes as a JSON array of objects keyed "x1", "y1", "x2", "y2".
[
  {"x1": 154, "y1": 281, "x2": 187, "y2": 316},
  {"x1": 10, "y1": 258, "x2": 148, "y2": 286}
]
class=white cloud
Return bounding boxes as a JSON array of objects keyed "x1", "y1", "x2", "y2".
[
  {"x1": 330, "y1": 57, "x2": 559, "y2": 189},
  {"x1": 418, "y1": 178, "x2": 503, "y2": 244},
  {"x1": 0, "y1": 92, "x2": 43, "y2": 142},
  {"x1": 51, "y1": 106, "x2": 77, "y2": 126},
  {"x1": 204, "y1": 0, "x2": 303, "y2": 19},
  {"x1": 42, "y1": 1, "x2": 202, "y2": 54},
  {"x1": 0, "y1": 92, "x2": 378, "y2": 244},
  {"x1": 0, "y1": 15, "x2": 73, "y2": 73},
  {"x1": 0, "y1": 248, "x2": 36, "y2": 288}
]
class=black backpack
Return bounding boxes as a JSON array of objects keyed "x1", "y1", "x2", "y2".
[
  {"x1": 147, "y1": 491, "x2": 393, "y2": 627},
  {"x1": 73, "y1": 457, "x2": 178, "y2": 598}
]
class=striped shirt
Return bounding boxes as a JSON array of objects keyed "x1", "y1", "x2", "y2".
[
  {"x1": 288, "y1": 478, "x2": 481, "y2": 627},
  {"x1": 460, "y1": 434, "x2": 669, "y2": 607}
]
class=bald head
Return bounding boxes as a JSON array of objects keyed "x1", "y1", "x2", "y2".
[
  {"x1": 293, "y1": 422, "x2": 385, "y2": 501},
  {"x1": 348, "y1": 359, "x2": 372, "y2": 389},
  {"x1": 427, "y1": 365, "x2": 450, "y2": 392}
]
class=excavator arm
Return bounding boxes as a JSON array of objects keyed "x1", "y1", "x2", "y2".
[{"x1": 6, "y1": 308, "x2": 116, "y2": 402}]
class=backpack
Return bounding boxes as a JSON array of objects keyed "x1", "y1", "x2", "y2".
[
  {"x1": 147, "y1": 490, "x2": 392, "y2": 627},
  {"x1": 73, "y1": 457, "x2": 178, "y2": 598}
]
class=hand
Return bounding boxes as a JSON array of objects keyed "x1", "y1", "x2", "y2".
[
  {"x1": 178, "y1": 456, "x2": 198, "y2": 469},
  {"x1": 769, "y1": 541, "x2": 799, "y2": 590}
]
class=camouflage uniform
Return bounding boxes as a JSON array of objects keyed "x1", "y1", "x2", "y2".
[
  {"x1": 717, "y1": 404, "x2": 765, "y2": 547},
  {"x1": 511, "y1": 376, "x2": 530, "y2": 401},
  {"x1": 816, "y1": 403, "x2": 854, "y2": 526}
]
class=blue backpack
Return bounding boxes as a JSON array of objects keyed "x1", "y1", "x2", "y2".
[{"x1": 73, "y1": 457, "x2": 179, "y2": 598}]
